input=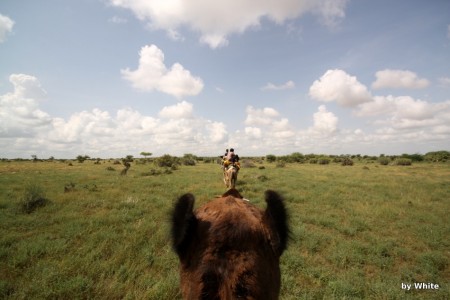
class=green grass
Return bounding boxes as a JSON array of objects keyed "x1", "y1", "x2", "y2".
[{"x1": 0, "y1": 160, "x2": 449, "y2": 299}]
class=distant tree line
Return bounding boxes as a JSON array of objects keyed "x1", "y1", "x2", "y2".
[{"x1": 1, "y1": 151, "x2": 448, "y2": 163}]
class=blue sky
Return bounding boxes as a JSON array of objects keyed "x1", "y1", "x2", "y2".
[{"x1": 1, "y1": 0, "x2": 449, "y2": 158}]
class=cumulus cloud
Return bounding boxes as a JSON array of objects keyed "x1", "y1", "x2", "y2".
[
  {"x1": 309, "y1": 69, "x2": 372, "y2": 107},
  {"x1": 245, "y1": 127, "x2": 262, "y2": 139},
  {"x1": 207, "y1": 121, "x2": 228, "y2": 143},
  {"x1": 2, "y1": 72, "x2": 449, "y2": 158},
  {"x1": 357, "y1": 95, "x2": 450, "y2": 131},
  {"x1": 311, "y1": 105, "x2": 338, "y2": 134},
  {"x1": 108, "y1": 0, "x2": 348, "y2": 48},
  {"x1": 0, "y1": 74, "x2": 51, "y2": 138},
  {"x1": 121, "y1": 44, "x2": 204, "y2": 98},
  {"x1": 0, "y1": 14, "x2": 14, "y2": 43},
  {"x1": 245, "y1": 106, "x2": 280, "y2": 126},
  {"x1": 261, "y1": 80, "x2": 295, "y2": 91},
  {"x1": 0, "y1": 74, "x2": 230, "y2": 157},
  {"x1": 372, "y1": 69, "x2": 430, "y2": 89},
  {"x1": 158, "y1": 101, "x2": 193, "y2": 119},
  {"x1": 240, "y1": 105, "x2": 295, "y2": 152}
]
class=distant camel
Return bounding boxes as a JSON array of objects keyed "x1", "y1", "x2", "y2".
[
  {"x1": 171, "y1": 188, "x2": 289, "y2": 299},
  {"x1": 223, "y1": 164, "x2": 238, "y2": 188}
]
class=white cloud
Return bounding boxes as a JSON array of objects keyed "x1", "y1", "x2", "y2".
[
  {"x1": 311, "y1": 105, "x2": 338, "y2": 134},
  {"x1": 245, "y1": 106, "x2": 280, "y2": 126},
  {"x1": 0, "y1": 14, "x2": 14, "y2": 43},
  {"x1": 372, "y1": 69, "x2": 430, "y2": 89},
  {"x1": 158, "y1": 101, "x2": 193, "y2": 119},
  {"x1": 239, "y1": 105, "x2": 295, "y2": 152},
  {"x1": 1, "y1": 73, "x2": 449, "y2": 158},
  {"x1": 0, "y1": 74, "x2": 51, "y2": 138},
  {"x1": 207, "y1": 121, "x2": 228, "y2": 143},
  {"x1": 313, "y1": 0, "x2": 348, "y2": 28},
  {"x1": 245, "y1": 127, "x2": 262, "y2": 139},
  {"x1": 0, "y1": 74, "x2": 229, "y2": 157},
  {"x1": 121, "y1": 44, "x2": 204, "y2": 98},
  {"x1": 309, "y1": 69, "x2": 372, "y2": 107},
  {"x1": 261, "y1": 80, "x2": 295, "y2": 91},
  {"x1": 108, "y1": 0, "x2": 348, "y2": 48},
  {"x1": 9, "y1": 74, "x2": 47, "y2": 100},
  {"x1": 447, "y1": 24, "x2": 450, "y2": 39},
  {"x1": 357, "y1": 96, "x2": 439, "y2": 120}
]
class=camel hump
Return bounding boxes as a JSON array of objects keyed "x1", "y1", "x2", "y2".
[{"x1": 221, "y1": 188, "x2": 243, "y2": 199}]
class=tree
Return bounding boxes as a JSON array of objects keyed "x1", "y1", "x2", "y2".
[
  {"x1": 124, "y1": 155, "x2": 134, "y2": 162},
  {"x1": 76, "y1": 155, "x2": 90, "y2": 163},
  {"x1": 266, "y1": 154, "x2": 276, "y2": 163},
  {"x1": 140, "y1": 152, "x2": 152, "y2": 159}
]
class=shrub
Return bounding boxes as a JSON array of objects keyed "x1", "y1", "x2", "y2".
[
  {"x1": 20, "y1": 183, "x2": 48, "y2": 213},
  {"x1": 401, "y1": 153, "x2": 423, "y2": 162},
  {"x1": 64, "y1": 182, "x2": 76, "y2": 193},
  {"x1": 76, "y1": 155, "x2": 90, "y2": 163},
  {"x1": 242, "y1": 159, "x2": 256, "y2": 168},
  {"x1": 333, "y1": 157, "x2": 343, "y2": 163},
  {"x1": 182, "y1": 154, "x2": 197, "y2": 166},
  {"x1": 276, "y1": 161, "x2": 286, "y2": 168},
  {"x1": 309, "y1": 159, "x2": 318, "y2": 164},
  {"x1": 393, "y1": 158, "x2": 412, "y2": 166},
  {"x1": 424, "y1": 151, "x2": 449, "y2": 162},
  {"x1": 341, "y1": 157, "x2": 354, "y2": 166},
  {"x1": 155, "y1": 154, "x2": 180, "y2": 168},
  {"x1": 266, "y1": 154, "x2": 277, "y2": 163},
  {"x1": 289, "y1": 152, "x2": 305, "y2": 163},
  {"x1": 318, "y1": 158, "x2": 330, "y2": 165},
  {"x1": 257, "y1": 175, "x2": 269, "y2": 182},
  {"x1": 378, "y1": 157, "x2": 390, "y2": 166}
]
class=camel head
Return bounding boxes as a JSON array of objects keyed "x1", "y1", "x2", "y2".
[{"x1": 171, "y1": 188, "x2": 289, "y2": 299}]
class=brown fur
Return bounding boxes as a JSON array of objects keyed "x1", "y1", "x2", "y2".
[{"x1": 171, "y1": 189, "x2": 289, "y2": 300}]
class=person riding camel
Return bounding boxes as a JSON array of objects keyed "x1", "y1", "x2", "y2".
[{"x1": 225, "y1": 148, "x2": 240, "y2": 170}]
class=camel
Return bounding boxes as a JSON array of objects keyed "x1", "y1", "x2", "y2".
[
  {"x1": 171, "y1": 188, "x2": 289, "y2": 300},
  {"x1": 223, "y1": 164, "x2": 238, "y2": 188}
]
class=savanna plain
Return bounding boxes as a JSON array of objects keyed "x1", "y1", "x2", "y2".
[{"x1": 0, "y1": 157, "x2": 449, "y2": 299}]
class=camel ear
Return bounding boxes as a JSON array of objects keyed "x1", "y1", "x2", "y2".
[
  {"x1": 171, "y1": 193, "x2": 197, "y2": 259},
  {"x1": 264, "y1": 190, "x2": 290, "y2": 255}
]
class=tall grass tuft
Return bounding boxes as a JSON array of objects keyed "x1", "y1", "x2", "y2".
[{"x1": 20, "y1": 183, "x2": 48, "y2": 214}]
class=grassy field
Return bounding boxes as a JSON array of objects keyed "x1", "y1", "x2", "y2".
[{"x1": 0, "y1": 159, "x2": 449, "y2": 299}]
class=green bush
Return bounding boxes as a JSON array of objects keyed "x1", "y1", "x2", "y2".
[
  {"x1": 393, "y1": 158, "x2": 412, "y2": 166},
  {"x1": 309, "y1": 158, "x2": 318, "y2": 164},
  {"x1": 318, "y1": 158, "x2": 330, "y2": 165},
  {"x1": 181, "y1": 154, "x2": 197, "y2": 166},
  {"x1": 155, "y1": 154, "x2": 180, "y2": 168},
  {"x1": 20, "y1": 183, "x2": 48, "y2": 214},
  {"x1": 341, "y1": 157, "x2": 354, "y2": 166},
  {"x1": 424, "y1": 151, "x2": 449, "y2": 162},
  {"x1": 378, "y1": 157, "x2": 390, "y2": 165},
  {"x1": 266, "y1": 154, "x2": 276, "y2": 163}
]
